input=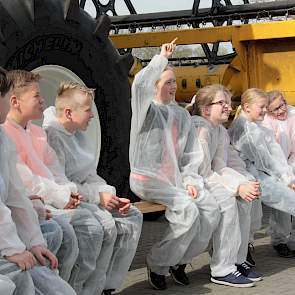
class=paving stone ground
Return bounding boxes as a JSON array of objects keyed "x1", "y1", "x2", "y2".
[{"x1": 116, "y1": 205, "x2": 295, "y2": 295}]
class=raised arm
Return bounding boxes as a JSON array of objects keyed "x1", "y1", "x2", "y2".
[{"x1": 130, "y1": 39, "x2": 177, "y2": 160}]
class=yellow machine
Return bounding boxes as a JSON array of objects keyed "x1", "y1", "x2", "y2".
[{"x1": 111, "y1": 18, "x2": 295, "y2": 105}]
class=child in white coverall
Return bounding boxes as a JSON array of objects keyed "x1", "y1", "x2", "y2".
[
  {"x1": 42, "y1": 82, "x2": 143, "y2": 295},
  {"x1": 191, "y1": 84, "x2": 261, "y2": 287},
  {"x1": 129, "y1": 39, "x2": 220, "y2": 290}
]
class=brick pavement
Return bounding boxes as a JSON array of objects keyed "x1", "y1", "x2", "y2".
[{"x1": 117, "y1": 206, "x2": 295, "y2": 295}]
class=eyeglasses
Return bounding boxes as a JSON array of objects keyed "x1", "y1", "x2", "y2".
[
  {"x1": 268, "y1": 100, "x2": 287, "y2": 114},
  {"x1": 209, "y1": 100, "x2": 231, "y2": 108}
]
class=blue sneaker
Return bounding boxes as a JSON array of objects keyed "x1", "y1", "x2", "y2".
[
  {"x1": 211, "y1": 271, "x2": 254, "y2": 288},
  {"x1": 237, "y1": 262, "x2": 262, "y2": 282}
]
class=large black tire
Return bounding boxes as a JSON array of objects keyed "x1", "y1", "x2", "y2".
[{"x1": 0, "y1": 0, "x2": 138, "y2": 200}]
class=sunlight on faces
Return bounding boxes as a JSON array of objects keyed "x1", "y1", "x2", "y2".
[
  {"x1": 268, "y1": 96, "x2": 288, "y2": 121},
  {"x1": 13, "y1": 82, "x2": 44, "y2": 121},
  {"x1": 0, "y1": 90, "x2": 11, "y2": 123},
  {"x1": 64, "y1": 91, "x2": 94, "y2": 132},
  {"x1": 155, "y1": 68, "x2": 177, "y2": 104},
  {"x1": 206, "y1": 91, "x2": 232, "y2": 125},
  {"x1": 244, "y1": 97, "x2": 268, "y2": 122},
  {"x1": 71, "y1": 92, "x2": 94, "y2": 131}
]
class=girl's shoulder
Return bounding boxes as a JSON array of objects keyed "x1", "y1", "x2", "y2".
[{"x1": 191, "y1": 115, "x2": 210, "y2": 129}]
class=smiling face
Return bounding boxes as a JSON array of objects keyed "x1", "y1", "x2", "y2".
[
  {"x1": 267, "y1": 95, "x2": 288, "y2": 121},
  {"x1": 155, "y1": 68, "x2": 177, "y2": 104},
  {"x1": 206, "y1": 91, "x2": 232, "y2": 125},
  {"x1": 244, "y1": 97, "x2": 268, "y2": 122},
  {"x1": 70, "y1": 91, "x2": 94, "y2": 132},
  {"x1": 14, "y1": 82, "x2": 44, "y2": 121}
]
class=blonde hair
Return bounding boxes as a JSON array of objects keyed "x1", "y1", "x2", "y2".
[
  {"x1": 268, "y1": 90, "x2": 284, "y2": 104},
  {"x1": 192, "y1": 84, "x2": 232, "y2": 116},
  {"x1": 7, "y1": 70, "x2": 40, "y2": 97},
  {"x1": 235, "y1": 88, "x2": 268, "y2": 118},
  {"x1": 155, "y1": 64, "x2": 174, "y2": 86},
  {"x1": 55, "y1": 81, "x2": 95, "y2": 117}
]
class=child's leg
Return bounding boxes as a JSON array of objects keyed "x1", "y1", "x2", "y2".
[
  {"x1": 53, "y1": 215, "x2": 79, "y2": 282},
  {"x1": 287, "y1": 217, "x2": 295, "y2": 250},
  {"x1": 0, "y1": 274, "x2": 15, "y2": 295},
  {"x1": 79, "y1": 202, "x2": 117, "y2": 295},
  {"x1": 269, "y1": 208, "x2": 292, "y2": 247},
  {"x1": 236, "y1": 199, "x2": 252, "y2": 264},
  {"x1": 104, "y1": 206, "x2": 143, "y2": 290},
  {"x1": 0, "y1": 259, "x2": 34, "y2": 295},
  {"x1": 179, "y1": 191, "x2": 220, "y2": 264},
  {"x1": 131, "y1": 177, "x2": 200, "y2": 276},
  {"x1": 40, "y1": 219, "x2": 63, "y2": 256},
  {"x1": 29, "y1": 266, "x2": 76, "y2": 295},
  {"x1": 249, "y1": 199, "x2": 262, "y2": 244},
  {"x1": 259, "y1": 173, "x2": 295, "y2": 216},
  {"x1": 65, "y1": 207, "x2": 104, "y2": 295},
  {"x1": 210, "y1": 184, "x2": 241, "y2": 277}
]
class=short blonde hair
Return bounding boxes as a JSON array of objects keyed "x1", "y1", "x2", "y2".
[
  {"x1": 55, "y1": 81, "x2": 95, "y2": 117},
  {"x1": 192, "y1": 84, "x2": 232, "y2": 116},
  {"x1": 7, "y1": 70, "x2": 40, "y2": 97},
  {"x1": 241, "y1": 88, "x2": 268, "y2": 107}
]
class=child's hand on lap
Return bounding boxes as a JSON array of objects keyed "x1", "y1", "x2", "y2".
[
  {"x1": 100, "y1": 192, "x2": 120, "y2": 211},
  {"x1": 6, "y1": 251, "x2": 36, "y2": 271},
  {"x1": 64, "y1": 194, "x2": 81, "y2": 209},
  {"x1": 118, "y1": 198, "x2": 130, "y2": 215},
  {"x1": 30, "y1": 245, "x2": 58, "y2": 269},
  {"x1": 186, "y1": 185, "x2": 198, "y2": 199},
  {"x1": 238, "y1": 181, "x2": 260, "y2": 202}
]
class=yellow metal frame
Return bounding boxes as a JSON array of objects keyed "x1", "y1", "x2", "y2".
[
  {"x1": 110, "y1": 19, "x2": 295, "y2": 104},
  {"x1": 110, "y1": 19, "x2": 295, "y2": 48}
]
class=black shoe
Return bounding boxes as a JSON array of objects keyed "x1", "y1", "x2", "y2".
[
  {"x1": 246, "y1": 243, "x2": 256, "y2": 267},
  {"x1": 273, "y1": 243, "x2": 293, "y2": 257},
  {"x1": 169, "y1": 264, "x2": 190, "y2": 286},
  {"x1": 236, "y1": 262, "x2": 262, "y2": 282},
  {"x1": 147, "y1": 265, "x2": 167, "y2": 290},
  {"x1": 102, "y1": 290, "x2": 115, "y2": 295}
]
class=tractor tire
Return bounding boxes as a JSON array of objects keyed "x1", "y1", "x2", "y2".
[{"x1": 0, "y1": 0, "x2": 138, "y2": 200}]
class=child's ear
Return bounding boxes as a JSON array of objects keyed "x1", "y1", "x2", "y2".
[
  {"x1": 203, "y1": 106, "x2": 210, "y2": 116},
  {"x1": 10, "y1": 95, "x2": 19, "y2": 108},
  {"x1": 65, "y1": 108, "x2": 72, "y2": 120},
  {"x1": 243, "y1": 103, "x2": 250, "y2": 113}
]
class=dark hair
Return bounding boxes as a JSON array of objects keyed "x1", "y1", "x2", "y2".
[{"x1": 0, "y1": 67, "x2": 12, "y2": 97}]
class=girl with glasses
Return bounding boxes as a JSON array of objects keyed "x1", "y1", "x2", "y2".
[
  {"x1": 262, "y1": 91, "x2": 295, "y2": 258},
  {"x1": 191, "y1": 84, "x2": 261, "y2": 287},
  {"x1": 229, "y1": 88, "x2": 295, "y2": 264}
]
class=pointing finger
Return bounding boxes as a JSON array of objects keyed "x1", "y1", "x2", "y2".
[{"x1": 171, "y1": 38, "x2": 178, "y2": 45}]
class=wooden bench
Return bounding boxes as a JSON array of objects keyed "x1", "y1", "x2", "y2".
[{"x1": 133, "y1": 201, "x2": 166, "y2": 214}]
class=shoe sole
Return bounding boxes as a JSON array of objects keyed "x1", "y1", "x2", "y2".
[
  {"x1": 210, "y1": 277, "x2": 255, "y2": 288},
  {"x1": 248, "y1": 277, "x2": 263, "y2": 282},
  {"x1": 147, "y1": 264, "x2": 167, "y2": 290},
  {"x1": 169, "y1": 271, "x2": 189, "y2": 286}
]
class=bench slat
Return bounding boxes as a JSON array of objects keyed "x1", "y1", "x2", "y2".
[{"x1": 133, "y1": 201, "x2": 166, "y2": 214}]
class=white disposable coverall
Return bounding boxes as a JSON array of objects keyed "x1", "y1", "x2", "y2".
[
  {"x1": 262, "y1": 106, "x2": 295, "y2": 249},
  {"x1": 192, "y1": 115, "x2": 252, "y2": 275},
  {"x1": 0, "y1": 127, "x2": 76, "y2": 295},
  {"x1": 0, "y1": 275, "x2": 15, "y2": 295},
  {"x1": 129, "y1": 54, "x2": 220, "y2": 275},
  {"x1": 3, "y1": 120, "x2": 104, "y2": 295},
  {"x1": 43, "y1": 106, "x2": 143, "y2": 292},
  {"x1": 229, "y1": 112, "x2": 295, "y2": 222}
]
